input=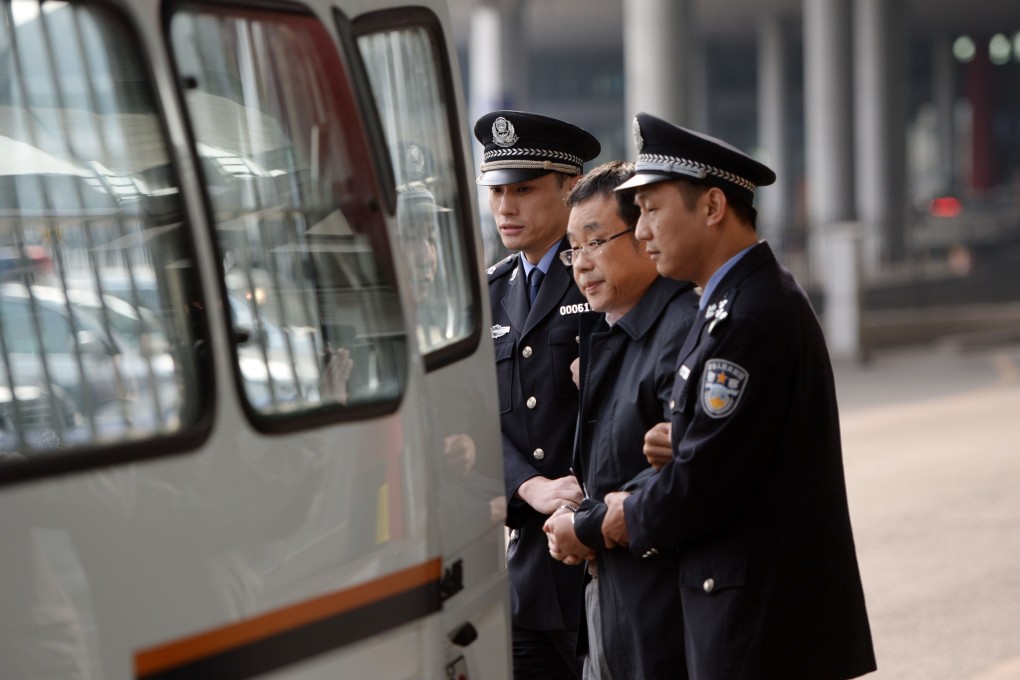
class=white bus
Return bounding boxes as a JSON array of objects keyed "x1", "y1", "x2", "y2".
[{"x1": 0, "y1": 1, "x2": 511, "y2": 678}]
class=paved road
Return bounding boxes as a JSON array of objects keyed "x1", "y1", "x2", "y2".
[{"x1": 834, "y1": 340, "x2": 1020, "y2": 680}]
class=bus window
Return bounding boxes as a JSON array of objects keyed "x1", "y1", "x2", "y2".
[
  {"x1": 170, "y1": 5, "x2": 408, "y2": 422},
  {"x1": 0, "y1": 0, "x2": 204, "y2": 466},
  {"x1": 356, "y1": 15, "x2": 479, "y2": 367}
]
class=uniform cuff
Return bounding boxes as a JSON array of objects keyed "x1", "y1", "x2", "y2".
[{"x1": 573, "y1": 499, "x2": 607, "y2": 551}]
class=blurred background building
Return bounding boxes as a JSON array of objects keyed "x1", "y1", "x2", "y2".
[{"x1": 448, "y1": 0, "x2": 1020, "y2": 356}]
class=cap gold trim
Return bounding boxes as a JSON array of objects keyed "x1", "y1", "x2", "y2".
[
  {"x1": 480, "y1": 159, "x2": 580, "y2": 175},
  {"x1": 636, "y1": 153, "x2": 757, "y2": 195}
]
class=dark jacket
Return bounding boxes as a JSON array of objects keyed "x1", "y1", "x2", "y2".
[
  {"x1": 623, "y1": 242, "x2": 877, "y2": 679},
  {"x1": 571, "y1": 276, "x2": 699, "y2": 679},
  {"x1": 489, "y1": 236, "x2": 589, "y2": 630}
]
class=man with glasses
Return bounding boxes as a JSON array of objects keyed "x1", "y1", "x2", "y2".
[
  {"x1": 476, "y1": 110, "x2": 601, "y2": 679},
  {"x1": 544, "y1": 161, "x2": 698, "y2": 679}
]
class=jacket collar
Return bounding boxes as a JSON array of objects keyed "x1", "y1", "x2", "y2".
[
  {"x1": 700, "y1": 241, "x2": 774, "y2": 311},
  {"x1": 674, "y1": 241, "x2": 776, "y2": 366},
  {"x1": 501, "y1": 235, "x2": 575, "y2": 333},
  {"x1": 615, "y1": 277, "x2": 696, "y2": 341}
]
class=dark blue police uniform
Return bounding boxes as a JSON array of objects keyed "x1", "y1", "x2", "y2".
[
  {"x1": 489, "y1": 243, "x2": 590, "y2": 633},
  {"x1": 616, "y1": 113, "x2": 877, "y2": 680},
  {"x1": 476, "y1": 110, "x2": 601, "y2": 679}
]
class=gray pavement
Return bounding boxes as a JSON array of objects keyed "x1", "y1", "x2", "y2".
[{"x1": 834, "y1": 340, "x2": 1020, "y2": 680}]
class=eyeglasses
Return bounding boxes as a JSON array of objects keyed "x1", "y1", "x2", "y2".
[{"x1": 559, "y1": 227, "x2": 636, "y2": 266}]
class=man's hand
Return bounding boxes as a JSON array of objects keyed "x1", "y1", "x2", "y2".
[
  {"x1": 570, "y1": 357, "x2": 580, "y2": 389},
  {"x1": 517, "y1": 475, "x2": 583, "y2": 515},
  {"x1": 321, "y1": 348, "x2": 353, "y2": 405},
  {"x1": 602, "y1": 491, "x2": 631, "y2": 548},
  {"x1": 489, "y1": 495, "x2": 507, "y2": 524},
  {"x1": 442, "y1": 433, "x2": 476, "y2": 476},
  {"x1": 643, "y1": 422, "x2": 673, "y2": 471},
  {"x1": 543, "y1": 508, "x2": 594, "y2": 565}
]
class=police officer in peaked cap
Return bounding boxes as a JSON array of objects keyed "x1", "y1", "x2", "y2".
[
  {"x1": 615, "y1": 112, "x2": 776, "y2": 202},
  {"x1": 476, "y1": 110, "x2": 600, "y2": 680},
  {"x1": 476, "y1": 110, "x2": 601, "y2": 186},
  {"x1": 392, "y1": 141, "x2": 449, "y2": 309},
  {"x1": 600, "y1": 112, "x2": 877, "y2": 679}
]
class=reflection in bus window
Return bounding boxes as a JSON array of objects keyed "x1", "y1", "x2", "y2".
[
  {"x1": 170, "y1": 5, "x2": 408, "y2": 418},
  {"x1": 0, "y1": 0, "x2": 202, "y2": 458},
  {"x1": 358, "y1": 25, "x2": 476, "y2": 359}
]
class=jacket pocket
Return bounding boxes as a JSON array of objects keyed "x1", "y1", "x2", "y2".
[
  {"x1": 678, "y1": 556, "x2": 747, "y2": 594},
  {"x1": 678, "y1": 556, "x2": 752, "y2": 678},
  {"x1": 494, "y1": 339, "x2": 514, "y2": 413},
  {"x1": 547, "y1": 323, "x2": 580, "y2": 398}
]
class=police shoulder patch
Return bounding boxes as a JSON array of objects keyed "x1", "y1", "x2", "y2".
[
  {"x1": 487, "y1": 254, "x2": 516, "y2": 280},
  {"x1": 701, "y1": 358, "x2": 749, "y2": 418}
]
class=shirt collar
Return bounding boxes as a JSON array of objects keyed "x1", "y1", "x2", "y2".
[
  {"x1": 700, "y1": 241, "x2": 758, "y2": 309},
  {"x1": 520, "y1": 242, "x2": 561, "y2": 278}
]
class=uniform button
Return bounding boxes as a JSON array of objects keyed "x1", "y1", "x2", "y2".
[
  {"x1": 703, "y1": 578, "x2": 715, "y2": 593},
  {"x1": 522, "y1": 346, "x2": 533, "y2": 358},
  {"x1": 526, "y1": 396, "x2": 537, "y2": 409},
  {"x1": 641, "y1": 548, "x2": 659, "y2": 558},
  {"x1": 575, "y1": 335, "x2": 580, "y2": 344},
  {"x1": 669, "y1": 399, "x2": 676, "y2": 410},
  {"x1": 533, "y1": 448, "x2": 545, "y2": 460}
]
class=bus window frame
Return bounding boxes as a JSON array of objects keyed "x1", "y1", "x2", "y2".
[
  {"x1": 166, "y1": 0, "x2": 412, "y2": 434},
  {"x1": 168, "y1": 1, "x2": 422, "y2": 436},
  {"x1": 0, "y1": 0, "x2": 215, "y2": 489},
  {"x1": 350, "y1": 6, "x2": 484, "y2": 374}
]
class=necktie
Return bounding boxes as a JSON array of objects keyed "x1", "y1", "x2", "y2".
[{"x1": 528, "y1": 268, "x2": 545, "y2": 306}]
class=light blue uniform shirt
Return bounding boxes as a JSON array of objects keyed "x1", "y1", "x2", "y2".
[
  {"x1": 520, "y1": 242, "x2": 560, "y2": 280},
  {"x1": 699, "y1": 242, "x2": 759, "y2": 310}
]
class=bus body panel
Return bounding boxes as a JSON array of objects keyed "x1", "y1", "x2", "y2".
[{"x1": 0, "y1": 0, "x2": 510, "y2": 678}]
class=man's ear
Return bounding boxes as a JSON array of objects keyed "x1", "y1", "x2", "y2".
[{"x1": 704, "y1": 187, "x2": 727, "y2": 226}]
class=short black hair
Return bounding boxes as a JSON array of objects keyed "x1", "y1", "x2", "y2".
[
  {"x1": 672, "y1": 178, "x2": 759, "y2": 229},
  {"x1": 566, "y1": 161, "x2": 640, "y2": 228},
  {"x1": 553, "y1": 171, "x2": 573, "y2": 188}
]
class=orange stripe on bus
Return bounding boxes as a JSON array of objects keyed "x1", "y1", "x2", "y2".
[{"x1": 134, "y1": 557, "x2": 442, "y2": 678}]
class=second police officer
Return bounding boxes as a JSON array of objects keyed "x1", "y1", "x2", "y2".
[{"x1": 475, "y1": 110, "x2": 601, "y2": 679}]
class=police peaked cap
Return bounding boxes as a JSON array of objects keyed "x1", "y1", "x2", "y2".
[
  {"x1": 392, "y1": 140, "x2": 450, "y2": 213},
  {"x1": 616, "y1": 112, "x2": 776, "y2": 205},
  {"x1": 474, "y1": 110, "x2": 601, "y2": 186}
]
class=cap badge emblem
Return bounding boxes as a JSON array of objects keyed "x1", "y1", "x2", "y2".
[
  {"x1": 405, "y1": 143, "x2": 426, "y2": 179},
  {"x1": 632, "y1": 117, "x2": 644, "y2": 152},
  {"x1": 492, "y1": 116, "x2": 519, "y2": 147}
]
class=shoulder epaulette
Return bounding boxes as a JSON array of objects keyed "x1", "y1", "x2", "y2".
[{"x1": 487, "y1": 254, "x2": 517, "y2": 281}]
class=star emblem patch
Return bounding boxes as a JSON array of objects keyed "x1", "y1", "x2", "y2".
[{"x1": 701, "y1": 359, "x2": 748, "y2": 418}]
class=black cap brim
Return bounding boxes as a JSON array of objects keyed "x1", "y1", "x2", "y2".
[
  {"x1": 476, "y1": 168, "x2": 555, "y2": 186},
  {"x1": 614, "y1": 172, "x2": 677, "y2": 192}
]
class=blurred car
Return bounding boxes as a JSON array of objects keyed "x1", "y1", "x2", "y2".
[
  {"x1": 0, "y1": 382, "x2": 82, "y2": 455},
  {"x1": 63, "y1": 266, "x2": 163, "y2": 316},
  {"x1": 0, "y1": 245, "x2": 54, "y2": 285},
  {"x1": 0, "y1": 283, "x2": 181, "y2": 443},
  {"x1": 228, "y1": 292, "x2": 324, "y2": 410}
]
